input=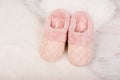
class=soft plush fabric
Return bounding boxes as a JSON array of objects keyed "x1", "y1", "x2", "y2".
[
  {"x1": 40, "y1": 9, "x2": 70, "y2": 61},
  {"x1": 0, "y1": 0, "x2": 120, "y2": 80},
  {"x1": 68, "y1": 11, "x2": 93, "y2": 66}
]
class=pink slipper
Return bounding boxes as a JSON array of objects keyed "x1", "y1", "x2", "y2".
[
  {"x1": 68, "y1": 11, "x2": 94, "y2": 66},
  {"x1": 40, "y1": 9, "x2": 70, "y2": 62}
]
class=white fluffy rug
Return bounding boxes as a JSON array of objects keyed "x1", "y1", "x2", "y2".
[
  {"x1": 24, "y1": 0, "x2": 116, "y2": 30},
  {"x1": 0, "y1": 0, "x2": 120, "y2": 80}
]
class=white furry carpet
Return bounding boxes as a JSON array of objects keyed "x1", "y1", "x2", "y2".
[{"x1": 0, "y1": 0, "x2": 120, "y2": 80}]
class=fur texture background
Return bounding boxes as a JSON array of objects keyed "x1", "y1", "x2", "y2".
[
  {"x1": 24, "y1": 0, "x2": 116, "y2": 30},
  {"x1": 0, "y1": 0, "x2": 120, "y2": 80}
]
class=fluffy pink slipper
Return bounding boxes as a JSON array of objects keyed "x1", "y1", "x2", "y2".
[
  {"x1": 68, "y1": 11, "x2": 94, "y2": 66},
  {"x1": 40, "y1": 9, "x2": 70, "y2": 62}
]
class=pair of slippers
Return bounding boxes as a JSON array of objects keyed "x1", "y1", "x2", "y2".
[{"x1": 40, "y1": 9, "x2": 93, "y2": 66}]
